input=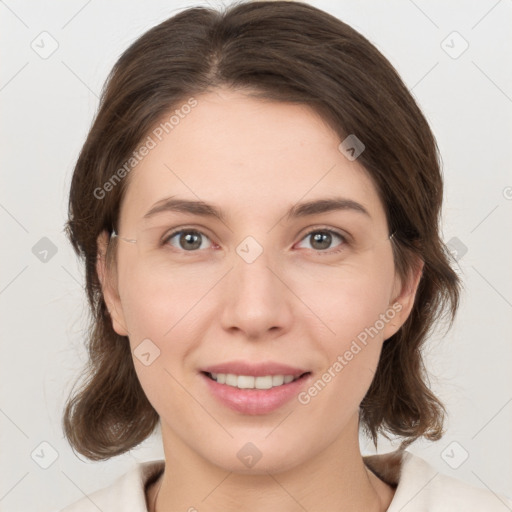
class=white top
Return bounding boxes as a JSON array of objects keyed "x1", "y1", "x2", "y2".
[{"x1": 59, "y1": 450, "x2": 512, "y2": 511}]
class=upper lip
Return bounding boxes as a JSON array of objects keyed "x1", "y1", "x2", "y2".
[{"x1": 201, "y1": 361, "x2": 310, "y2": 378}]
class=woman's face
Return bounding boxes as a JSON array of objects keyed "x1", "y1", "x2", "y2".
[{"x1": 99, "y1": 88, "x2": 418, "y2": 473}]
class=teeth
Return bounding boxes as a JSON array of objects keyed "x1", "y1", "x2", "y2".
[{"x1": 208, "y1": 373, "x2": 301, "y2": 389}]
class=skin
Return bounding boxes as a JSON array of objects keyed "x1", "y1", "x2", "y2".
[{"x1": 97, "y1": 87, "x2": 423, "y2": 512}]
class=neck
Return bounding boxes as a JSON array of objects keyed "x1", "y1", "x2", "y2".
[{"x1": 149, "y1": 416, "x2": 395, "y2": 512}]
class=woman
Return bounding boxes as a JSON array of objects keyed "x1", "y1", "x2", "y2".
[{"x1": 60, "y1": 1, "x2": 511, "y2": 510}]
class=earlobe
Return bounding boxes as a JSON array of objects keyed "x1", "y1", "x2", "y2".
[
  {"x1": 383, "y1": 257, "x2": 424, "y2": 340},
  {"x1": 96, "y1": 230, "x2": 129, "y2": 337}
]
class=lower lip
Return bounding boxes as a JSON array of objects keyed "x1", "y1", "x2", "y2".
[{"x1": 200, "y1": 372, "x2": 312, "y2": 415}]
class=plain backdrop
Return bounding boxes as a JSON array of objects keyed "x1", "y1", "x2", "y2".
[{"x1": 1, "y1": 0, "x2": 511, "y2": 510}]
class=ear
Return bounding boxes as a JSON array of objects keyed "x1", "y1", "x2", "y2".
[
  {"x1": 382, "y1": 255, "x2": 424, "y2": 340},
  {"x1": 96, "y1": 230, "x2": 129, "y2": 336}
]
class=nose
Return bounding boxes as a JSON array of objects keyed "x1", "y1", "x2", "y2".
[{"x1": 220, "y1": 244, "x2": 294, "y2": 340}]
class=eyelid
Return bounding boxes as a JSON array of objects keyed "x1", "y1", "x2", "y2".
[{"x1": 296, "y1": 224, "x2": 350, "y2": 243}]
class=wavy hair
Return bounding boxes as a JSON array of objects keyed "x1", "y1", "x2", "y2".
[{"x1": 63, "y1": 0, "x2": 461, "y2": 460}]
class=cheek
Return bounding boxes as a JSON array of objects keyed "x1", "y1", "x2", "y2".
[
  {"x1": 118, "y1": 256, "x2": 219, "y2": 338},
  {"x1": 116, "y1": 261, "x2": 222, "y2": 403},
  {"x1": 300, "y1": 250, "x2": 396, "y2": 339},
  {"x1": 300, "y1": 253, "x2": 395, "y2": 394},
  {"x1": 117, "y1": 269, "x2": 204, "y2": 413}
]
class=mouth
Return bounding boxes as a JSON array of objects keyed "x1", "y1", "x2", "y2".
[
  {"x1": 201, "y1": 371, "x2": 311, "y2": 390},
  {"x1": 200, "y1": 370, "x2": 313, "y2": 415}
]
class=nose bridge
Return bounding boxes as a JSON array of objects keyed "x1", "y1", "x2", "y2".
[
  {"x1": 220, "y1": 236, "x2": 292, "y2": 336},
  {"x1": 235, "y1": 239, "x2": 277, "y2": 292}
]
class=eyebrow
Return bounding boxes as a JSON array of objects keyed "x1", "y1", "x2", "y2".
[{"x1": 143, "y1": 196, "x2": 371, "y2": 222}]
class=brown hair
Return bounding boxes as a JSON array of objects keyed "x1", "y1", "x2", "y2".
[{"x1": 63, "y1": 0, "x2": 461, "y2": 460}]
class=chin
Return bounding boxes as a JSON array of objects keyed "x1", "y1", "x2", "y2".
[{"x1": 201, "y1": 437, "x2": 309, "y2": 475}]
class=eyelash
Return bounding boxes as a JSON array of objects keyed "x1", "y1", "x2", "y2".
[{"x1": 161, "y1": 226, "x2": 349, "y2": 256}]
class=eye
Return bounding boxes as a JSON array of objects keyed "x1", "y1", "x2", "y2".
[
  {"x1": 295, "y1": 228, "x2": 348, "y2": 253},
  {"x1": 163, "y1": 229, "x2": 214, "y2": 251},
  {"x1": 161, "y1": 227, "x2": 348, "y2": 254}
]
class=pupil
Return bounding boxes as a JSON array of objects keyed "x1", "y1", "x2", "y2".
[
  {"x1": 312, "y1": 232, "x2": 331, "y2": 250},
  {"x1": 181, "y1": 232, "x2": 201, "y2": 250}
]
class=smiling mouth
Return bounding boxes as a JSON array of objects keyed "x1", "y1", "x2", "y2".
[{"x1": 202, "y1": 371, "x2": 310, "y2": 390}]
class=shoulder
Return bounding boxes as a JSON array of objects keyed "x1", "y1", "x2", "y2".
[
  {"x1": 59, "y1": 460, "x2": 165, "y2": 512},
  {"x1": 365, "y1": 450, "x2": 512, "y2": 512}
]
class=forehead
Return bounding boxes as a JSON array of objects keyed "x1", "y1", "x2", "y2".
[{"x1": 119, "y1": 88, "x2": 386, "y2": 230}]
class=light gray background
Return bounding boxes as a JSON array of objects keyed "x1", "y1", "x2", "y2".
[{"x1": 1, "y1": 0, "x2": 511, "y2": 511}]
